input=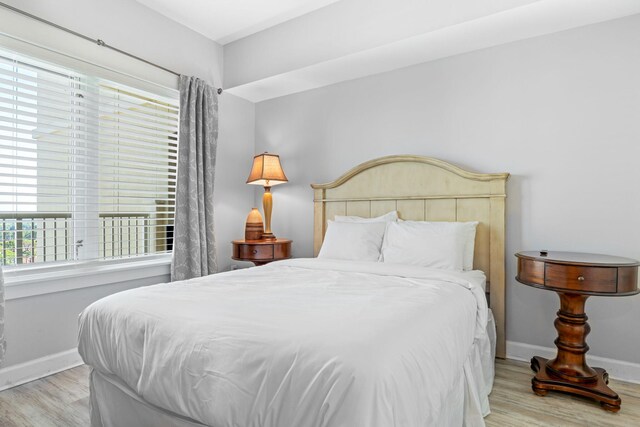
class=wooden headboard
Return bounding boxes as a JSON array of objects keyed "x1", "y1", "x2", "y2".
[{"x1": 311, "y1": 155, "x2": 509, "y2": 358}]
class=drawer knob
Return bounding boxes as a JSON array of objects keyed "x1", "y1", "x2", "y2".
[
  {"x1": 252, "y1": 250, "x2": 258, "y2": 254},
  {"x1": 577, "y1": 275, "x2": 585, "y2": 282}
]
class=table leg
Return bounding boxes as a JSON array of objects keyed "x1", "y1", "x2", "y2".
[{"x1": 530, "y1": 292, "x2": 621, "y2": 412}]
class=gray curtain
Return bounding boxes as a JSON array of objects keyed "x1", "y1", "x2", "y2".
[
  {"x1": 0, "y1": 268, "x2": 5, "y2": 366},
  {"x1": 171, "y1": 76, "x2": 219, "y2": 281}
]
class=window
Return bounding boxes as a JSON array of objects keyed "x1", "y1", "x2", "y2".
[{"x1": 0, "y1": 47, "x2": 178, "y2": 267}]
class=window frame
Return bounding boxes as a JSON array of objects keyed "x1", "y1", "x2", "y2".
[
  {"x1": 3, "y1": 253, "x2": 172, "y2": 300},
  {"x1": 0, "y1": 25, "x2": 180, "y2": 291}
]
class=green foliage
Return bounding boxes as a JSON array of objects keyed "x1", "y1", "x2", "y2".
[{"x1": 0, "y1": 221, "x2": 37, "y2": 264}]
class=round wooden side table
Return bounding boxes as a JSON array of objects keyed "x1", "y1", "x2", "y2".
[
  {"x1": 515, "y1": 250, "x2": 639, "y2": 412},
  {"x1": 232, "y1": 238, "x2": 292, "y2": 266}
]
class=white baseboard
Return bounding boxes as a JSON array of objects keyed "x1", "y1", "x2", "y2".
[
  {"x1": 0, "y1": 348, "x2": 83, "y2": 392},
  {"x1": 507, "y1": 340, "x2": 640, "y2": 384}
]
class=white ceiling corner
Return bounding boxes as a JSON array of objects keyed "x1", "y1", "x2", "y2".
[{"x1": 135, "y1": 0, "x2": 341, "y2": 44}]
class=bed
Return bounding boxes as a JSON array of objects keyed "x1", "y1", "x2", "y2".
[{"x1": 78, "y1": 155, "x2": 509, "y2": 427}]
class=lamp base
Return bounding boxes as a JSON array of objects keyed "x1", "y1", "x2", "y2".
[{"x1": 262, "y1": 187, "x2": 276, "y2": 241}]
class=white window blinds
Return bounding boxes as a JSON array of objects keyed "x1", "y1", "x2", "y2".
[{"x1": 0, "y1": 47, "x2": 178, "y2": 266}]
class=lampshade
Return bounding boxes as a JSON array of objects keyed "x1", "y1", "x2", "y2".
[{"x1": 246, "y1": 153, "x2": 288, "y2": 187}]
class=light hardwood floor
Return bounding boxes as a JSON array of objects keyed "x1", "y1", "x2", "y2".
[
  {"x1": 0, "y1": 365, "x2": 90, "y2": 426},
  {"x1": 0, "y1": 360, "x2": 638, "y2": 426},
  {"x1": 487, "y1": 360, "x2": 640, "y2": 427}
]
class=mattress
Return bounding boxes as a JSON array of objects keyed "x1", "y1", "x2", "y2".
[{"x1": 78, "y1": 258, "x2": 494, "y2": 427}]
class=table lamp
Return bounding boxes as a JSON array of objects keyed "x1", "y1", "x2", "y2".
[{"x1": 246, "y1": 153, "x2": 288, "y2": 240}]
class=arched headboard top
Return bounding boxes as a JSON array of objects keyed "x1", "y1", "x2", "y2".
[
  {"x1": 311, "y1": 155, "x2": 509, "y2": 357},
  {"x1": 311, "y1": 155, "x2": 509, "y2": 190},
  {"x1": 311, "y1": 155, "x2": 508, "y2": 202}
]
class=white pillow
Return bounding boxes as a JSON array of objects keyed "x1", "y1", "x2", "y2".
[
  {"x1": 334, "y1": 211, "x2": 398, "y2": 223},
  {"x1": 318, "y1": 220, "x2": 387, "y2": 261},
  {"x1": 381, "y1": 221, "x2": 467, "y2": 271},
  {"x1": 459, "y1": 221, "x2": 479, "y2": 271},
  {"x1": 393, "y1": 220, "x2": 478, "y2": 270}
]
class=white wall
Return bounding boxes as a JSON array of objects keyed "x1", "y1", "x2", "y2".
[
  {"x1": 0, "y1": 0, "x2": 255, "y2": 377},
  {"x1": 216, "y1": 94, "x2": 256, "y2": 269},
  {"x1": 255, "y1": 15, "x2": 640, "y2": 365},
  {"x1": 3, "y1": 0, "x2": 223, "y2": 87}
]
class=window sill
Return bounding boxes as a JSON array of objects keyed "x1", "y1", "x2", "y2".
[{"x1": 4, "y1": 256, "x2": 172, "y2": 300}]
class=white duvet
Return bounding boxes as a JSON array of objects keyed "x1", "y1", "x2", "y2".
[{"x1": 78, "y1": 258, "x2": 492, "y2": 427}]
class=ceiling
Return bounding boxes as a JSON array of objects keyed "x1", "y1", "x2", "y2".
[
  {"x1": 135, "y1": 0, "x2": 340, "y2": 44},
  {"x1": 137, "y1": 0, "x2": 640, "y2": 102},
  {"x1": 223, "y1": 0, "x2": 640, "y2": 102}
]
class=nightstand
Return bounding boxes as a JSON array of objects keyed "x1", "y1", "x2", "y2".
[
  {"x1": 515, "y1": 251, "x2": 639, "y2": 412},
  {"x1": 232, "y1": 239, "x2": 292, "y2": 266}
]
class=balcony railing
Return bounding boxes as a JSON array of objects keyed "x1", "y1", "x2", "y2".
[
  {"x1": 99, "y1": 213, "x2": 150, "y2": 259},
  {"x1": 0, "y1": 212, "x2": 170, "y2": 266},
  {"x1": 0, "y1": 213, "x2": 71, "y2": 265}
]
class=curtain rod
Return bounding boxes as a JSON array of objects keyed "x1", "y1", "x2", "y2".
[{"x1": 0, "y1": 1, "x2": 223, "y2": 95}]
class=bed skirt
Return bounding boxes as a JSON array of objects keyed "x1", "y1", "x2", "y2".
[{"x1": 90, "y1": 369, "x2": 207, "y2": 427}]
